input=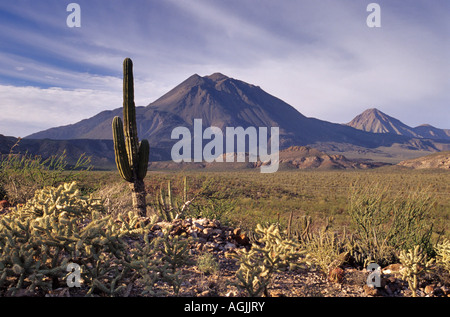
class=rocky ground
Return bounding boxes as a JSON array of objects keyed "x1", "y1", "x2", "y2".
[{"x1": 138, "y1": 217, "x2": 450, "y2": 298}]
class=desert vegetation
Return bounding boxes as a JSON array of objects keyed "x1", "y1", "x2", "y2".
[
  {"x1": 0, "y1": 150, "x2": 449, "y2": 297},
  {"x1": 0, "y1": 58, "x2": 448, "y2": 298}
]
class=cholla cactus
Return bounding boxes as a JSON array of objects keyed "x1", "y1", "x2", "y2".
[
  {"x1": 0, "y1": 182, "x2": 154, "y2": 296},
  {"x1": 232, "y1": 223, "x2": 302, "y2": 297},
  {"x1": 253, "y1": 223, "x2": 301, "y2": 271},
  {"x1": 20, "y1": 181, "x2": 104, "y2": 219},
  {"x1": 233, "y1": 248, "x2": 272, "y2": 297},
  {"x1": 399, "y1": 245, "x2": 435, "y2": 297},
  {"x1": 435, "y1": 239, "x2": 450, "y2": 274},
  {"x1": 0, "y1": 182, "x2": 105, "y2": 295}
]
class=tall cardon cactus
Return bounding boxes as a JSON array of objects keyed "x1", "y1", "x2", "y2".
[{"x1": 112, "y1": 58, "x2": 149, "y2": 216}]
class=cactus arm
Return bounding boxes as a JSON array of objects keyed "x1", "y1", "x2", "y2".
[
  {"x1": 137, "y1": 139, "x2": 149, "y2": 180},
  {"x1": 112, "y1": 116, "x2": 133, "y2": 182}
]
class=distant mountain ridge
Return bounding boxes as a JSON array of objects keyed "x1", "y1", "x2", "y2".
[
  {"x1": 3, "y1": 72, "x2": 447, "y2": 169},
  {"x1": 346, "y1": 108, "x2": 450, "y2": 141},
  {"x1": 26, "y1": 73, "x2": 435, "y2": 153}
]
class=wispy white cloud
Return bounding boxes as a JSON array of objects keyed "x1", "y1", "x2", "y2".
[
  {"x1": 0, "y1": 85, "x2": 120, "y2": 137},
  {"x1": 0, "y1": 0, "x2": 448, "y2": 138},
  {"x1": 0, "y1": 76, "x2": 173, "y2": 137},
  {"x1": 198, "y1": 0, "x2": 450, "y2": 128}
]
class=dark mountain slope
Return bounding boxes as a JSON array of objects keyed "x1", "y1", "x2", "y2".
[{"x1": 27, "y1": 73, "x2": 415, "y2": 152}]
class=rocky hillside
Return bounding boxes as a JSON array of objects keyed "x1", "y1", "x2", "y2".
[
  {"x1": 398, "y1": 151, "x2": 450, "y2": 169},
  {"x1": 275, "y1": 146, "x2": 388, "y2": 169},
  {"x1": 149, "y1": 146, "x2": 388, "y2": 171}
]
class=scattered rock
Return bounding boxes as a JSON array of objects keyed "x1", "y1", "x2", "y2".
[
  {"x1": 363, "y1": 284, "x2": 382, "y2": 296},
  {"x1": 171, "y1": 226, "x2": 185, "y2": 236},
  {"x1": 194, "y1": 222, "x2": 205, "y2": 230},
  {"x1": 232, "y1": 228, "x2": 250, "y2": 246},
  {"x1": 424, "y1": 284, "x2": 435, "y2": 295},
  {"x1": 224, "y1": 242, "x2": 237, "y2": 251},
  {"x1": 147, "y1": 218, "x2": 251, "y2": 252},
  {"x1": 203, "y1": 228, "x2": 213, "y2": 235},
  {"x1": 328, "y1": 267, "x2": 345, "y2": 284},
  {"x1": 382, "y1": 263, "x2": 404, "y2": 276}
]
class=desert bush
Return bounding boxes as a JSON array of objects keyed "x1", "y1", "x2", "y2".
[
  {"x1": 185, "y1": 177, "x2": 236, "y2": 223},
  {"x1": 152, "y1": 177, "x2": 195, "y2": 221},
  {"x1": 286, "y1": 214, "x2": 348, "y2": 274},
  {"x1": 303, "y1": 226, "x2": 343, "y2": 275},
  {"x1": 196, "y1": 252, "x2": 220, "y2": 275},
  {"x1": 348, "y1": 182, "x2": 435, "y2": 266},
  {"x1": 189, "y1": 196, "x2": 235, "y2": 224},
  {"x1": 150, "y1": 176, "x2": 236, "y2": 224},
  {"x1": 0, "y1": 150, "x2": 91, "y2": 204}
]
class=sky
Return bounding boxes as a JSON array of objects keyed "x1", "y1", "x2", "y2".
[{"x1": 0, "y1": 0, "x2": 448, "y2": 138}]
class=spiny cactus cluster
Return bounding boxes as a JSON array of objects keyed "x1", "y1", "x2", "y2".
[
  {"x1": 399, "y1": 245, "x2": 435, "y2": 297},
  {"x1": 112, "y1": 58, "x2": 149, "y2": 216},
  {"x1": 232, "y1": 223, "x2": 303, "y2": 297},
  {"x1": 435, "y1": 239, "x2": 450, "y2": 274},
  {"x1": 0, "y1": 182, "x2": 193, "y2": 296},
  {"x1": 0, "y1": 182, "x2": 107, "y2": 295},
  {"x1": 152, "y1": 230, "x2": 195, "y2": 295},
  {"x1": 19, "y1": 181, "x2": 103, "y2": 218}
]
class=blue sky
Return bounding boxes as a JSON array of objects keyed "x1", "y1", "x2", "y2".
[{"x1": 0, "y1": 0, "x2": 448, "y2": 137}]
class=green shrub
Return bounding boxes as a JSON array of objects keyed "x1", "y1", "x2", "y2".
[
  {"x1": 304, "y1": 226, "x2": 343, "y2": 275},
  {"x1": 196, "y1": 252, "x2": 220, "y2": 275},
  {"x1": 0, "y1": 150, "x2": 91, "y2": 204},
  {"x1": 186, "y1": 177, "x2": 236, "y2": 223},
  {"x1": 348, "y1": 182, "x2": 435, "y2": 266}
]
